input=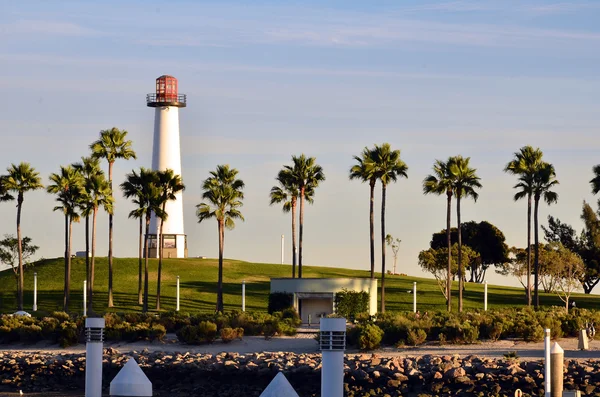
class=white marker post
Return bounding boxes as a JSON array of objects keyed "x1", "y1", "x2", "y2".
[
  {"x1": 85, "y1": 317, "x2": 105, "y2": 397},
  {"x1": 242, "y1": 280, "x2": 246, "y2": 312},
  {"x1": 484, "y1": 281, "x2": 488, "y2": 311},
  {"x1": 320, "y1": 317, "x2": 346, "y2": 397},
  {"x1": 551, "y1": 342, "x2": 563, "y2": 397},
  {"x1": 544, "y1": 328, "x2": 551, "y2": 397},
  {"x1": 176, "y1": 276, "x2": 180, "y2": 312},
  {"x1": 83, "y1": 280, "x2": 87, "y2": 317},
  {"x1": 413, "y1": 282, "x2": 417, "y2": 313},
  {"x1": 33, "y1": 272, "x2": 38, "y2": 312},
  {"x1": 281, "y1": 234, "x2": 285, "y2": 264}
]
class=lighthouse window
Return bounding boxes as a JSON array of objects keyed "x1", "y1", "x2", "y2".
[{"x1": 163, "y1": 235, "x2": 176, "y2": 248}]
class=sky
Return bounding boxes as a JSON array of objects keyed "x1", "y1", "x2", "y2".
[{"x1": 1, "y1": 0, "x2": 599, "y2": 290}]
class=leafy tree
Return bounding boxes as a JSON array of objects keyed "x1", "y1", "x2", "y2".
[
  {"x1": 350, "y1": 147, "x2": 378, "y2": 279},
  {"x1": 448, "y1": 156, "x2": 481, "y2": 312},
  {"x1": 418, "y1": 243, "x2": 476, "y2": 301},
  {"x1": 430, "y1": 221, "x2": 509, "y2": 283},
  {"x1": 121, "y1": 168, "x2": 162, "y2": 312},
  {"x1": 504, "y1": 145, "x2": 544, "y2": 306},
  {"x1": 385, "y1": 234, "x2": 401, "y2": 275},
  {"x1": 279, "y1": 155, "x2": 325, "y2": 278},
  {"x1": 196, "y1": 165, "x2": 245, "y2": 313},
  {"x1": 498, "y1": 246, "x2": 532, "y2": 292},
  {"x1": 47, "y1": 165, "x2": 85, "y2": 312},
  {"x1": 372, "y1": 143, "x2": 408, "y2": 313},
  {"x1": 543, "y1": 242, "x2": 584, "y2": 312},
  {"x1": 155, "y1": 169, "x2": 185, "y2": 310},
  {"x1": 590, "y1": 164, "x2": 600, "y2": 206},
  {"x1": 2, "y1": 162, "x2": 44, "y2": 311},
  {"x1": 0, "y1": 235, "x2": 39, "y2": 306},
  {"x1": 423, "y1": 158, "x2": 455, "y2": 311},
  {"x1": 90, "y1": 127, "x2": 137, "y2": 308}
]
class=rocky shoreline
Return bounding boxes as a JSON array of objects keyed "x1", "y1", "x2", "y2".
[{"x1": 0, "y1": 348, "x2": 598, "y2": 396}]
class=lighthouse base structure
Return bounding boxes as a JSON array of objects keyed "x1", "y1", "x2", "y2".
[{"x1": 147, "y1": 234, "x2": 188, "y2": 259}]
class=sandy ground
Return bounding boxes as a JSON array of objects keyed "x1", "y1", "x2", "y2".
[{"x1": 1, "y1": 334, "x2": 599, "y2": 361}]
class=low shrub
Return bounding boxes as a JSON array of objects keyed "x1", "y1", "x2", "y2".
[
  {"x1": 334, "y1": 289, "x2": 369, "y2": 321},
  {"x1": 58, "y1": 321, "x2": 80, "y2": 348},
  {"x1": 357, "y1": 323, "x2": 383, "y2": 350},
  {"x1": 268, "y1": 292, "x2": 294, "y2": 314},
  {"x1": 50, "y1": 311, "x2": 70, "y2": 323},
  {"x1": 17, "y1": 324, "x2": 43, "y2": 343},
  {"x1": 220, "y1": 327, "x2": 244, "y2": 343},
  {"x1": 176, "y1": 321, "x2": 218, "y2": 344},
  {"x1": 149, "y1": 324, "x2": 166, "y2": 341},
  {"x1": 407, "y1": 328, "x2": 427, "y2": 346}
]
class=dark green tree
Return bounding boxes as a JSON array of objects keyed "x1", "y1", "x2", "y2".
[{"x1": 0, "y1": 235, "x2": 39, "y2": 306}]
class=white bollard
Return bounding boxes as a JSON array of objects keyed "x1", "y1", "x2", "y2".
[
  {"x1": 242, "y1": 280, "x2": 246, "y2": 312},
  {"x1": 33, "y1": 272, "x2": 38, "y2": 312},
  {"x1": 260, "y1": 372, "x2": 299, "y2": 397},
  {"x1": 83, "y1": 280, "x2": 87, "y2": 317},
  {"x1": 85, "y1": 317, "x2": 105, "y2": 397},
  {"x1": 550, "y1": 342, "x2": 563, "y2": 397},
  {"x1": 320, "y1": 317, "x2": 346, "y2": 397},
  {"x1": 484, "y1": 281, "x2": 488, "y2": 311},
  {"x1": 176, "y1": 276, "x2": 180, "y2": 312},
  {"x1": 413, "y1": 282, "x2": 417, "y2": 313},
  {"x1": 545, "y1": 328, "x2": 551, "y2": 397},
  {"x1": 110, "y1": 357, "x2": 152, "y2": 396},
  {"x1": 281, "y1": 234, "x2": 285, "y2": 264}
]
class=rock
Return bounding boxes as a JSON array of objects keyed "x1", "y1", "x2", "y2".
[{"x1": 445, "y1": 367, "x2": 466, "y2": 379}]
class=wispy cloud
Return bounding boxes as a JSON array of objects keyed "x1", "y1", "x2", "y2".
[{"x1": 0, "y1": 19, "x2": 101, "y2": 37}]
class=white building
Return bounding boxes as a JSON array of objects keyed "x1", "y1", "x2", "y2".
[{"x1": 270, "y1": 278, "x2": 377, "y2": 324}]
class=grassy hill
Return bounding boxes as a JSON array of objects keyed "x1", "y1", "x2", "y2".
[{"x1": 0, "y1": 257, "x2": 597, "y2": 314}]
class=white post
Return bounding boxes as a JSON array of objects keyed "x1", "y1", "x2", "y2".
[
  {"x1": 83, "y1": 280, "x2": 87, "y2": 317},
  {"x1": 484, "y1": 281, "x2": 488, "y2": 311},
  {"x1": 242, "y1": 280, "x2": 246, "y2": 312},
  {"x1": 176, "y1": 276, "x2": 180, "y2": 312},
  {"x1": 33, "y1": 272, "x2": 38, "y2": 312},
  {"x1": 545, "y1": 328, "x2": 551, "y2": 397},
  {"x1": 85, "y1": 317, "x2": 105, "y2": 397},
  {"x1": 281, "y1": 234, "x2": 285, "y2": 264},
  {"x1": 320, "y1": 317, "x2": 346, "y2": 397},
  {"x1": 550, "y1": 342, "x2": 563, "y2": 397},
  {"x1": 413, "y1": 282, "x2": 417, "y2": 313}
]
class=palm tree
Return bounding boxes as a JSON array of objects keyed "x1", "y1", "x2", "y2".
[
  {"x1": 155, "y1": 169, "x2": 185, "y2": 310},
  {"x1": 280, "y1": 155, "x2": 325, "y2": 278},
  {"x1": 423, "y1": 158, "x2": 454, "y2": 311},
  {"x1": 91, "y1": 127, "x2": 137, "y2": 308},
  {"x1": 372, "y1": 143, "x2": 408, "y2": 313},
  {"x1": 532, "y1": 162, "x2": 559, "y2": 307},
  {"x1": 197, "y1": 165, "x2": 245, "y2": 313},
  {"x1": 589, "y1": 165, "x2": 600, "y2": 204},
  {"x1": 504, "y1": 145, "x2": 544, "y2": 306},
  {"x1": 121, "y1": 168, "x2": 161, "y2": 312},
  {"x1": 47, "y1": 165, "x2": 84, "y2": 312},
  {"x1": 129, "y1": 205, "x2": 145, "y2": 305},
  {"x1": 349, "y1": 147, "x2": 378, "y2": 279},
  {"x1": 2, "y1": 163, "x2": 43, "y2": 311},
  {"x1": 448, "y1": 155, "x2": 481, "y2": 312}
]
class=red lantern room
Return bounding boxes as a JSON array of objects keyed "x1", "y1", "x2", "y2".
[{"x1": 147, "y1": 75, "x2": 186, "y2": 107}]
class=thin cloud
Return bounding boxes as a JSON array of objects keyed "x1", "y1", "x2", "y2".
[{"x1": 1, "y1": 19, "x2": 101, "y2": 37}]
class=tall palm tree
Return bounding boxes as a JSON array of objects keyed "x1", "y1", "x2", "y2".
[
  {"x1": 448, "y1": 155, "x2": 481, "y2": 312},
  {"x1": 73, "y1": 156, "x2": 103, "y2": 308},
  {"x1": 47, "y1": 165, "x2": 84, "y2": 312},
  {"x1": 129, "y1": 205, "x2": 145, "y2": 305},
  {"x1": 532, "y1": 162, "x2": 559, "y2": 307},
  {"x1": 2, "y1": 163, "x2": 43, "y2": 311},
  {"x1": 372, "y1": 143, "x2": 408, "y2": 313},
  {"x1": 423, "y1": 158, "x2": 454, "y2": 311},
  {"x1": 91, "y1": 127, "x2": 137, "y2": 308},
  {"x1": 121, "y1": 168, "x2": 161, "y2": 313},
  {"x1": 197, "y1": 165, "x2": 245, "y2": 313},
  {"x1": 280, "y1": 155, "x2": 325, "y2": 278},
  {"x1": 349, "y1": 147, "x2": 378, "y2": 279},
  {"x1": 155, "y1": 169, "x2": 185, "y2": 310},
  {"x1": 504, "y1": 145, "x2": 544, "y2": 306}
]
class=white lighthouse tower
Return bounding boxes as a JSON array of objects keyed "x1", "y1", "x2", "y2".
[{"x1": 147, "y1": 75, "x2": 187, "y2": 258}]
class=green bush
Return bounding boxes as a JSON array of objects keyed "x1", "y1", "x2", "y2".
[
  {"x1": 158, "y1": 311, "x2": 191, "y2": 332},
  {"x1": 17, "y1": 324, "x2": 43, "y2": 343},
  {"x1": 334, "y1": 289, "x2": 369, "y2": 321},
  {"x1": 268, "y1": 292, "x2": 294, "y2": 314},
  {"x1": 280, "y1": 308, "x2": 302, "y2": 327},
  {"x1": 40, "y1": 317, "x2": 60, "y2": 341},
  {"x1": 407, "y1": 328, "x2": 427, "y2": 346},
  {"x1": 357, "y1": 323, "x2": 383, "y2": 350},
  {"x1": 149, "y1": 324, "x2": 166, "y2": 341},
  {"x1": 176, "y1": 321, "x2": 218, "y2": 344},
  {"x1": 220, "y1": 327, "x2": 244, "y2": 343},
  {"x1": 58, "y1": 322, "x2": 79, "y2": 347},
  {"x1": 50, "y1": 311, "x2": 70, "y2": 323}
]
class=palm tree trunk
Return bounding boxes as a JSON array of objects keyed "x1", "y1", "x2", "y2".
[
  {"x1": 67, "y1": 218, "x2": 73, "y2": 312},
  {"x1": 291, "y1": 198, "x2": 297, "y2": 278},
  {"x1": 85, "y1": 215, "x2": 90, "y2": 305},
  {"x1": 446, "y1": 190, "x2": 452, "y2": 312},
  {"x1": 457, "y1": 194, "x2": 463, "y2": 313},
  {"x1": 156, "y1": 205, "x2": 166, "y2": 310},
  {"x1": 63, "y1": 213, "x2": 69, "y2": 312},
  {"x1": 16, "y1": 195, "x2": 23, "y2": 311},
  {"x1": 526, "y1": 194, "x2": 532, "y2": 306},
  {"x1": 380, "y1": 183, "x2": 387, "y2": 313},
  {"x1": 89, "y1": 207, "x2": 98, "y2": 315},
  {"x1": 369, "y1": 180, "x2": 376, "y2": 279},
  {"x1": 143, "y1": 213, "x2": 151, "y2": 313},
  {"x1": 299, "y1": 188, "x2": 305, "y2": 279},
  {"x1": 108, "y1": 162, "x2": 114, "y2": 308},
  {"x1": 534, "y1": 196, "x2": 540, "y2": 308},
  {"x1": 138, "y1": 216, "x2": 143, "y2": 305},
  {"x1": 217, "y1": 220, "x2": 224, "y2": 312}
]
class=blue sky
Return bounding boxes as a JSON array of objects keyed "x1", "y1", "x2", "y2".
[{"x1": 1, "y1": 1, "x2": 599, "y2": 289}]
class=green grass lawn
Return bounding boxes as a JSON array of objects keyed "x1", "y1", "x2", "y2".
[{"x1": 0, "y1": 257, "x2": 597, "y2": 314}]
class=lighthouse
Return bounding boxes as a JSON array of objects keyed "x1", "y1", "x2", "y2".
[{"x1": 146, "y1": 75, "x2": 188, "y2": 258}]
